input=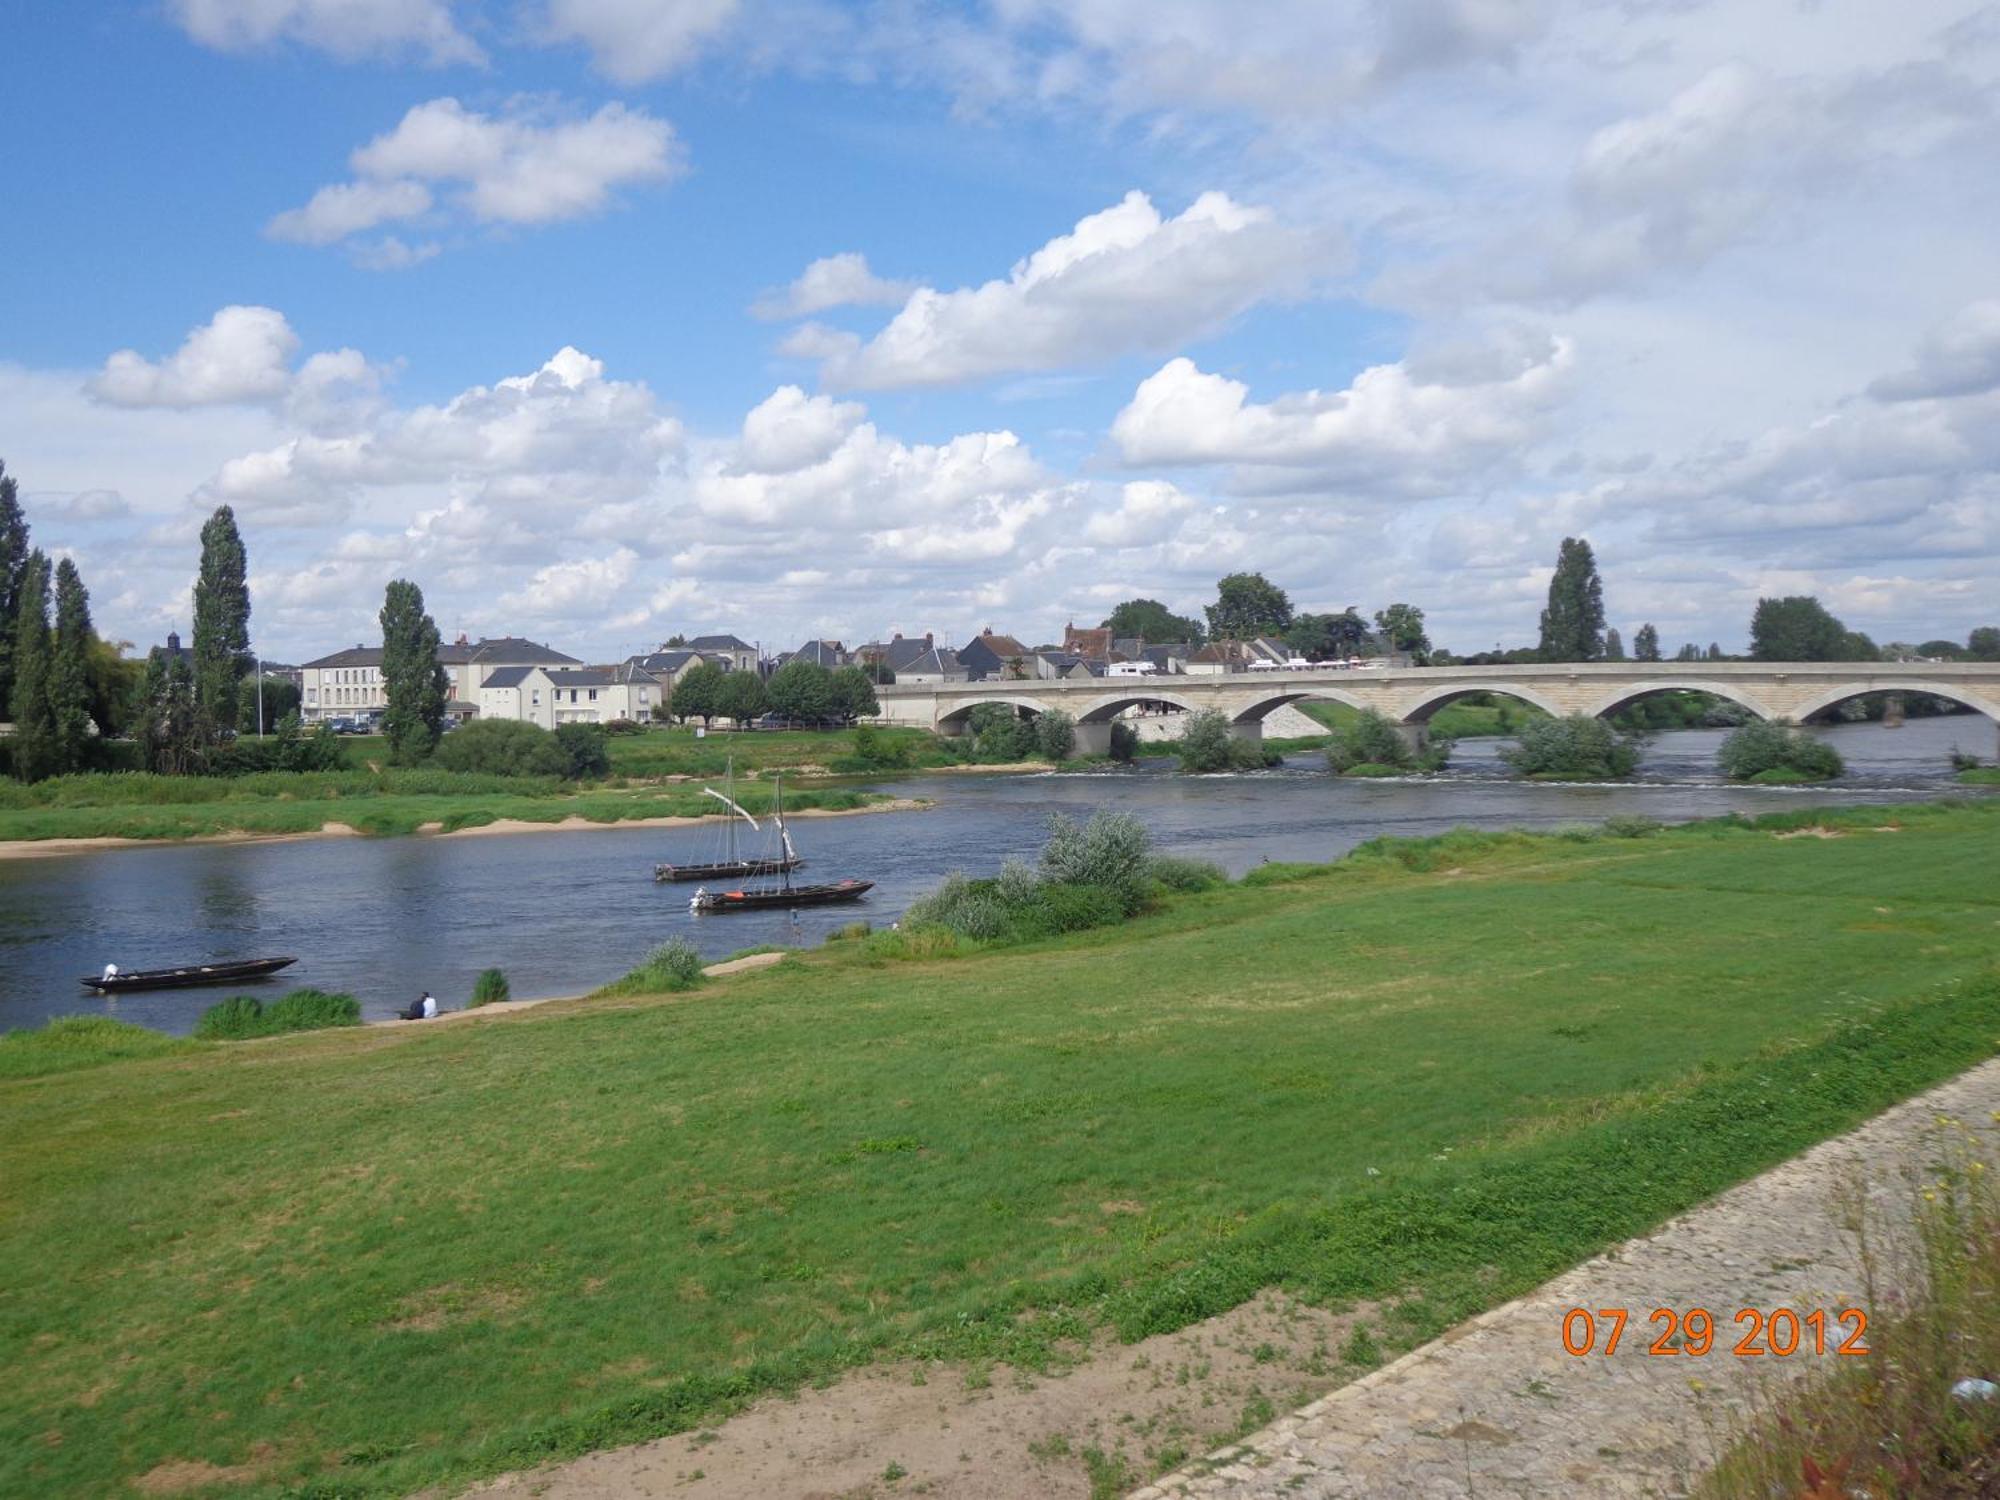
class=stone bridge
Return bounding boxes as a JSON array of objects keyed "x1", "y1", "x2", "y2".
[{"x1": 875, "y1": 660, "x2": 2000, "y2": 757}]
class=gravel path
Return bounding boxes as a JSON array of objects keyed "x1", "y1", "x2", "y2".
[{"x1": 1132, "y1": 1056, "x2": 2000, "y2": 1499}]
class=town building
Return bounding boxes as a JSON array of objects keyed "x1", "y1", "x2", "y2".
[
  {"x1": 300, "y1": 636, "x2": 580, "y2": 722},
  {"x1": 958, "y1": 629, "x2": 1048, "y2": 681},
  {"x1": 896, "y1": 646, "x2": 966, "y2": 684},
  {"x1": 680, "y1": 634, "x2": 759, "y2": 673},
  {"x1": 478, "y1": 663, "x2": 662, "y2": 728},
  {"x1": 855, "y1": 632, "x2": 945, "y2": 677}
]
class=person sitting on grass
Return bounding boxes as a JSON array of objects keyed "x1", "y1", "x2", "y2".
[{"x1": 395, "y1": 991, "x2": 439, "y2": 1021}]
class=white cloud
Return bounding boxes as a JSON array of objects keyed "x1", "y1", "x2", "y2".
[
  {"x1": 811, "y1": 190, "x2": 1336, "y2": 389},
  {"x1": 1870, "y1": 299, "x2": 2000, "y2": 401},
  {"x1": 168, "y1": 0, "x2": 481, "y2": 64},
  {"x1": 1082, "y1": 480, "x2": 1197, "y2": 546},
  {"x1": 498, "y1": 547, "x2": 642, "y2": 619},
  {"x1": 536, "y1": 0, "x2": 740, "y2": 83},
  {"x1": 751, "y1": 252, "x2": 916, "y2": 321},
  {"x1": 270, "y1": 98, "x2": 682, "y2": 262},
  {"x1": 1110, "y1": 336, "x2": 1573, "y2": 493},
  {"x1": 91, "y1": 306, "x2": 301, "y2": 408}
]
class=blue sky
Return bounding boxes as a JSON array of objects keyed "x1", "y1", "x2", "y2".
[{"x1": 2, "y1": 1, "x2": 1995, "y2": 663}]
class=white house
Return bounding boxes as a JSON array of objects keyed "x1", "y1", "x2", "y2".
[
  {"x1": 480, "y1": 664, "x2": 662, "y2": 728},
  {"x1": 301, "y1": 635, "x2": 580, "y2": 722}
]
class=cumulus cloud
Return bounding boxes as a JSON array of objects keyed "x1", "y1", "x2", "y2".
[
  {"x1": 1110, "y1": 335, "x2": 1572, "y2": 494},
  {"x1": 91, "y1": 306, "x2": 302, "y2": 408},
  {"x1": 268, "y1": 97, "x2": 682, "y2": 262},
  {"x1": 1869, "y1": 299, "x2": 2000, "y2": 401},
  {"x1": 536, "y1": 0, "x2": 740, "y2": 83},
  {"x1": 806, "y1": 191, "x2": 1336, "y2": 389},
  {"x1": 751, "y1": 253, "x2": 915, "y2": 321},
  {"x1": 168, "y1": 0, "x2": 481, "y2": 64},
  {"x1": 1082, "y1": 480, "x2": 1197, "y2": 546}
]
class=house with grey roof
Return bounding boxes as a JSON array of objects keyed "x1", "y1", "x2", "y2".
[
  {"x1": 958, "y1": 629, "x2": 1048, "y2": 681},
  {"x1": 302, "y1": 635, "x2": 581, "y2": 722},
  {"x1": 680, "y1": 634, "x2": 759, "y2": 673},
  {"x1": 479, "y1": 663, "x2": 663, "y2": 728},
  {"x1": 896, "y1": 646, "x2": 966, "y2": 683}
]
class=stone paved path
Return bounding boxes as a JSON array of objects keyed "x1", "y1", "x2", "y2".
[{"x1": 1131, "y1": 1056, "x2": 2000, "y2": 1500}]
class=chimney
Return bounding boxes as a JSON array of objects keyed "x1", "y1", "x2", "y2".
[
  {"x1": 166, "y1": 631, "x2": 180, "y2": 654},
  {"x1": 924, "y1": 631, "x2": 933, "y2": 645}
]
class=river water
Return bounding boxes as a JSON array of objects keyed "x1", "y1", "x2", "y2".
[{"x1": 3, "y1": 715, "x2": 1992, "y2": 1034}]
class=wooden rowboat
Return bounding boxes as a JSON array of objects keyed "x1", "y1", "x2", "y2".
[{"x1": 80, "y1": 957, "x2": 298, "y2": 994}]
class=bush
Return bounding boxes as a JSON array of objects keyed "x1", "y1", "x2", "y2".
[
  {"x1": 1145, "y1": 855, "x2": 1229, "y2": 892},
  {"x1": 553, "y1": 722, "x2": 612, "y2": 779},
  {"x1": 1176, "y1": 709, "x2": 1277, "y2": 772},
  {"x1": 604, "y1": 937, "x2": 706, "y2": 995},
  {"x1": 1716, "y1": 720, "x2": 1843, "y2": 782},
  {"x1": 193, "y1": 988, "x2": 361, "y2": 1040},
  {"x1": 1501, "y1": 714, "x2": 1641, "y2": 779},
  {"x1": 966, "y1": 703, "x2": 1038, "y2": 761},
  {"x1": 434, "y1": 719, "x2": 570, "y2": 778},
  {"x1": 846, "y1": 723, "x2": 915, "y2": 770},
  {"x1": 1601, "y1": 814, "x2": 1665, "y2": 839},
  {"x1": 1035, "y1": 709, "x2": 1077, "y2": 762},
  {"x1": 470, "y1": 968, "x2": 510, "y2": 1007},
  {"x1": 1950, "y1": 748, "x2": 1984, "y2": 772},
  {"x1": 1324, "y1": 709, "x2": 1451, "y2": 775},
  {"x1": 1109, "y1": 722, "x2": 1140, "y2": 762},
  {"x1": 904, "y1": 872, "x2": 1011, "y2": 941},
  {"x1": 903, "y1": 812, "x2": 1170, "y2": 946},
  {"x1": 217, "y1": 717, "x2": 346, "y2": 775},
  {"x1": 603, "y1": 718, "x2": 645, "y2": 735},
  {"x1": 1040, "y1": 810, "x2": 1152, "y2": 911}
]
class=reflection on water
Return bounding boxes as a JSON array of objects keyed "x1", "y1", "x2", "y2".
[{"x1": 2, "y1": 715, "x2": 1990, "y2": 1034}]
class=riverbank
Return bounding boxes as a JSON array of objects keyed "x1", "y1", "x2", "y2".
[
  {"x1": 5, "y1": 800, "x2": 1998, "y2": 1498},
  {"x1": 0, "y1": 782, "x2": 911, "y2": 856}
]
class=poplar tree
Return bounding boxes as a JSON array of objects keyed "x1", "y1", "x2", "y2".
[
  {"x1": 9, "y1": 552, "x2": 55, "y2": 780},
  {"x1": 140, "y1": 648, "x2": 200, "y2": 776},
  {"x1": 379, "y1": 579, "x2": 448, "y2": 762},
  {"x1": 1537, "y1": 537, "x2": 1606, "y2": 662},
  {"x1": 1604, "y1": 627, "x2": 1625, "y2": 660},
  {"x1": 192, "y1": 505, "x2": 250, "y2": 747},
  {"x1": 49, "y1": 558, "x2": 95, "y2": 775},
  {"x1": 0, "y1": 460, "x2": 28, "y2": 715},
  {"x1": 1633, "y1": 623, "x2": 1661, "y2": 662}
]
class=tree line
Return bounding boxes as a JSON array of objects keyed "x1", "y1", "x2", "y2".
[{"x1": 663, "y1": 657, "x2": 879, "y2": 729}]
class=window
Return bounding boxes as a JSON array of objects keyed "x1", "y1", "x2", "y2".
[
  {"x1": 531, "y1": 691, "x2": 541, "y2": 706},
  {"x1": 588, "y1": 689, "x2": 598, "y2": 701}
]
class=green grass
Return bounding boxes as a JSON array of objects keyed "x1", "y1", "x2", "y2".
[
  {"x1": 1959, "y1": 767, "x2": 2000, "y2": 785},
  {"x1": 0, "y1": 1017, "x2": 198, "y2": 1080},
  {"x1": 5, "y1": 801, "x2": 2000, "y2": 1498},
  {"x1": 0, "y1": 775, "x2": 882, "y2": 843},
  {"x1": 606, "y1": 726, "x2": 943, "y2": 779}
]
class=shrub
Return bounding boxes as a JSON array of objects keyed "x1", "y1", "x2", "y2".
[
  {"x1": 1716, "y1": 720, "x2": 1843, "y2": 782},
  {"x1": 1040, "y1": 810, "x2": 1152, "y2": 911},
  {"x1": 1145, "y1": 855, "x2": 1229, "y2": 892},
  {"x1": 1501, "y1": 714, "x2": 1641, "y2": 779},
  {"x1": 1035, "y1": 709, "x2": 1077, "y2": 762},
  {"x1": 966, "y1": 703, "x2": 1038, "y2": 761},
  {"x1": 904, "y1": 872, "x2": 1012, "y2": 941},
  {"x1": 193, "y1": 988, "x2": 360, "y2": 1040},
  {"x1": 1601, "y1": 814, "x2": 1665, "y2": 839},
  {"x1": 1176, "y1": 709, "x2": 1277, "y2": 772},
  {"x1": 1109, "y1": 721, "x2": 1140, "y2": 762},
  {"x1": 609, "y1": 937, "x2": 706, "y2": 995},
  {"x1": 847, "y1": 724, "x2": 915, "y2": 769},
  {"x1": 1020, "y1": 881, "x2": 1126, "y2": 936},
  {"x1": 1324, "y1": 709, "x2": 1452, "y2": 775},
  {"x1": 434, "y1": 719, "x2": 569, "y2": 778},
  {"x1": 1950, "y1": 748, "x2": 1984, "y2": 772},
  {"x1": 603, "y1": 718, "x2": 645, "y2": 736},
  {"x1": 553, "y1": 722, "x2": 612, "y2": 780},
  {"x1": 470, "y1": 968, "x2": 510, "y2": 1007}
]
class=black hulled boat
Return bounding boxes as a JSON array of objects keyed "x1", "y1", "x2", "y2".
[
  {"x1": 655, "y1": 760, "x2": 805, "y2": 883},
  {"x1": 689, "y1": 775, "x2": 871, "y2": 913},
  {"x1": 81, "y1": 956, "x2": 297, "y2": 993}
]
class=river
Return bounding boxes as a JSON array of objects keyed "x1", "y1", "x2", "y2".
[{"x1": 3, "y1": 715, "x2": 1992, "y2": 1034}]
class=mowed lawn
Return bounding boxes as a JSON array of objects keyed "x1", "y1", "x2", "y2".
[{"x1": 6, "y1": 805, "x2": 2000, "y2": 1497}]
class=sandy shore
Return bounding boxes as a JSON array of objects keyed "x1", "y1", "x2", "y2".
[{"x1": 0, "y1": 798, "x2": 927, "y2": 862}]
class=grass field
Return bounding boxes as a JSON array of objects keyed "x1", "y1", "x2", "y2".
[{"x1": 5, "y1": 802, "x2": 2000, "y2": 1498}]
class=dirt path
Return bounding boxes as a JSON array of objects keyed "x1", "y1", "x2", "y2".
[
  {"x1": 451, "y1": 1057, "x2": 2000, "y2": 1500},
  {"x1": 1133, "y1": 1057, "x2": 2000, "y2": 1500}
]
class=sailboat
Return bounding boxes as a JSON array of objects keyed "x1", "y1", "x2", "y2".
[
  {"x1": 689, "y1": 775, "x2": 874, "y2": 913},
  {"x1": 654, "y1": 759, "x2": 804, "y2": 882}
]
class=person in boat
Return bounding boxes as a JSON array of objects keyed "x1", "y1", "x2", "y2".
[{"x1": 101, "y1": 962, "x2": 120, "y2": 983}]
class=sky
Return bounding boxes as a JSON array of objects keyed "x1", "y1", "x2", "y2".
[{"x1": 1, "y1": 0, "x2": 1996, "y2": 666}]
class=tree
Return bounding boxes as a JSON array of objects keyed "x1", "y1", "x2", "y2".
[
  {"x1": 1918, "y1": 639, "x2": 1966, "y2": 659},
  {"x1": 718, "y1": 668, "x2": 767, "y2": 726},
  {"x1": 1749, "y1": 595, "x2": 1866, "y2": 661},
  {"x1": 139, "y1": 647, "x2": 200, "y2": 774},
  {"x1": 553, "y1": 722, "x2": 611, "y2": 779},
  {"x1": 87, "y1": 635, "x2": 144, "y2": 740},
  {"x1": 49, "y1": 559, "x2": 94, "y2": 775},
  {"x1": 672, "y1": 662, "x2": 724, "y2": 726},
  {"x1": 1674, "y1": 642, "x2": 1701, "y2": 661},
  {"x1": 1035, "y1": 709, "x2": 1076, "y2": 761},
  {"x1": 191, "y1": 505, "x2": 250, "y2": 746},
  {"x1": 1174, "y1": 707, "x2": 1273, "y2": 772},
  {"x1": 1537, "y1": 537, "x2": 1605, "y2": 661},
  {"x1": 240, "y1": 676, "x2": 303, "y2": 733},
  {"x1": 1102, "y1": 598, "x2": 1204, "y2": 644},
  {"x1": 766, "y1": 659, "x2": 833, "y2": 722},
  {"x1": 378, "y1": 580, "x2": 448, "y2": 762},
  {"x1": 662, "y1": 633, "x2": 689, "y2": 648},
  {"x1": 1373, "y1": 604, "x2": 1431, "y2": 663},
  {"x1": 1501, "y1": 714, "x2": 1640, "y2": 780},
  {"x1": 1970, "y1": 627, "x2": 2000, "y2": 661},
  {"x1": 829, "y1": 665, "x2": 879, "y2": 723},
  {"x1": 0, "y1": 460, "x2": 28, "y2": 716},
  {"x1": 1707, "y1": 642, "x2": 1727, "y2": 661},
  {"x1": 1633, "y1": 623, "x2": 1661, "y2": 662},
  {"x1": 8, "y1": 552, "x2": 54, "y2": 780},
  {"x1": 1603, "y1": 627, "x2": 1625, "y2": 660},
  {"x1": 1205, "y1": 573, "x2": 1292, "y2": 641},
  {"x1": 434, "y1": 719, "x2": 568, "y2": 777}
]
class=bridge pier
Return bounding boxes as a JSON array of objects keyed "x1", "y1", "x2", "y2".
[
  {"x1": 1394, "y1": 722, "x2": 1430, "y2": 755},
  {"x1": 1231, "y1": 720, "x2": 1264, "y2": 748},
  {"x1": 1882, "y1": 693, "x2": 1905, "y2": 728},
  {"x1": 1072, "y1": 721, "x2": 1113, "y2": 758}
]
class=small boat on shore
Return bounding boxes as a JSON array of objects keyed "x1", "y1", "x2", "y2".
[
  {"x1": 688, "y1": 775, "x2": 871, "y2": 914},
  {"x1": 80, "y1": 956, "x2": 297, "y2": 994}
]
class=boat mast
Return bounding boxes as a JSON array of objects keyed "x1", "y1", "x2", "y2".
[{"x1": 775, "y1": 773, "x2": 791, "y2": 892}]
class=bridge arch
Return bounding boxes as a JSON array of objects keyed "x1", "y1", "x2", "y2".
[
  {"x1": 1580, "y1": 679, "x2": 1778, "y2": 722},
  {"x1": 1228, "y1": 686, "x2": 1375, "y2": 723},
  {"x1": 1787, "y1": 680, "x2": 2000, "y2": 725},
  {"x1": 1396, "y1": 682, "x2": 1567, "y2": 724},
  {"x1": 935, "y1": 695, "x2": 1060, "y2": 732},
  {"x1": 1074, "y1": 690, "x2": 1202, "y2": 724}
]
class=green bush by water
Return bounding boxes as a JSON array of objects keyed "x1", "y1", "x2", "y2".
[
  {"x1": 1176, "y1": 709, "x2": 1280, "y2": 772},
  {"x1": 1324, "y1": 709, "x2": 1451, "y2": 775},
  {"x1": 1501, "y1": 714, "x2": 1641, "y2": 780},
  {"x1": 192, "y1": 988, "x2": 362, "y2": 1041},
  {"x1": 1717, "y1": 720, "x2": 1844, "y2": 782},
  {"x1": 470, "y1": 969, "x2": 511, "y2": 1007},
  {"x1": 597, "y1": 938, "x2": 706, "y2": 997}
]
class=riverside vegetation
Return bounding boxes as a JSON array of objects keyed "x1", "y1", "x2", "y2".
[{"x1": 5, "y1": 799, "x2": 2000, "y2": 1497}]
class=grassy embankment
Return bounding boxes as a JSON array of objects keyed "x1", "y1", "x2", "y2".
[
  {"x1": 5, "y1": 801, "x2": 2000, "y2": 1496},
  {"x1": 0, "y1": 768, "x2": 879, "y2": 844}
]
